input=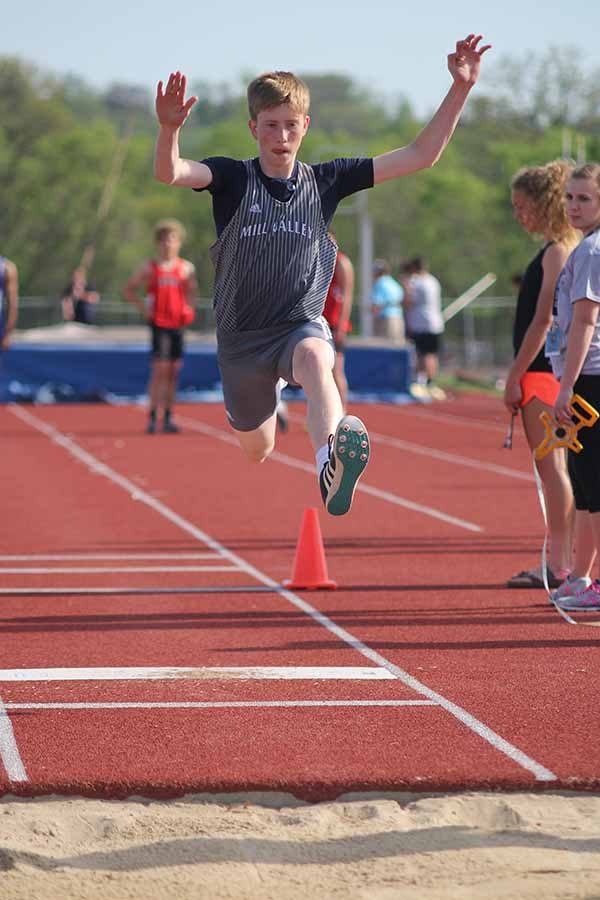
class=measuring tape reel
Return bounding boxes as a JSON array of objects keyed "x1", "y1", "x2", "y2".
[{"x1": 534, "y1": 393, "x2": 599, "y2": 460}]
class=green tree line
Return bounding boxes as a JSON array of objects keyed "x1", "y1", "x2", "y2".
[{"x1": 1, "y1": 50, "x2": 600, "y2": 314}]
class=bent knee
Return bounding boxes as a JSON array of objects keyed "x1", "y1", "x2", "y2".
[{"x1": 293, "y1": 340, "x2": 333, "y2": 380}]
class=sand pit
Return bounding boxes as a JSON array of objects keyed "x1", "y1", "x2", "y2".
[{"x1": 2, "y1": 791, "x2": 600, "y2": 899}]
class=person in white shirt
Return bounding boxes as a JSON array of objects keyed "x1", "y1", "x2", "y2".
[
  {"x1": 403, "y1": 256, "x2": 444, "y2": 398},
  {"x1": 548, "y1": 163, "x2": 600, "y2": 611}
]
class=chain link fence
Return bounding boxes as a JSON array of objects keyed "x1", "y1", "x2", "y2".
[{"x1": 442, "y1": 296, "x2": 516, "y2": 372}]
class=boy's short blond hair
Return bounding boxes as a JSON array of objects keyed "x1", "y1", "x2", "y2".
[
  {"x1": 247, "y1": 71, "x2": 310, "y2": 120},
  {"x1": 154, "y1": 218, "x2": 186, "y2": 242}
]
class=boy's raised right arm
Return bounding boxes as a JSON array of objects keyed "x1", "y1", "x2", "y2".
[{"x1": 154, "y1": 72, "x2": 213, "y2": 189}]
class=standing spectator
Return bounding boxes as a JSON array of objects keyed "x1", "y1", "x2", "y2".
[
  {"x1": 124, "y1": 219, "x2": 198, "y2": 434},
  {"x1": 0, "y1": 255, "x2": 18, "y2": 350},
  {"x1": 323, "y1": 232, "x2": 354, "y2": 410},
  {"x1": 549, "y1": 163, "x2": 600, "y2": 610},
  {"x1": 403, "y1": 256, "x2": 445, "y2": 398},
  {"x1": 371, "y1": 259, "x2": 404, "y2": 343},
  {"x1": 504, "y1": 160, "x2": 580, "y2": 589},
  {"x1": 61, "y1": 267, "x2": 100, "y2": 325}
]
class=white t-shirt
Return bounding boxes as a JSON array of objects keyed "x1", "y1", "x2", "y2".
[
  {"x1": 405, "y1": 272, "x2": 444, "y2": 335},
  {"x1": 551, "y1": 229, "x2": 600, "y2": 378}
]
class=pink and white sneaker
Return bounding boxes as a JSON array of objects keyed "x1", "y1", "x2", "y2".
[
  {"x1": 554, "y1": 579, "x2": 600, "y2": 611},
  {"x1": 550, "y1": 574, "x2": 592, "y2": 605}
]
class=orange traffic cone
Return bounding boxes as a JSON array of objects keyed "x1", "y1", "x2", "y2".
[{"x1": 283, "y1": 507, "x2": 338, "y2": 590}]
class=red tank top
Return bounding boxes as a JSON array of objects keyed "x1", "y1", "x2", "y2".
[
  {"x1": 323, "y1": 251, "x2": 350, "y2": 331},
  {"x1": 148, "y1": 258, "x2": 190, "y2": 328}
]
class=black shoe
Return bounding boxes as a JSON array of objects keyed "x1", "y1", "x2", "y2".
[
  {"x1": 163, "y1": 419, "x2": 180, "y2": 434},
  {"x1": 146, "y1": 419, "x2": 156, "y2": 434},
  {"x1": 320, "y1": 415, "x2": 370, "y2": 516}
]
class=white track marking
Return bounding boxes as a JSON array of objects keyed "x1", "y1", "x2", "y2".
[
  {"x1": 6, "y1": 700, "x2": 435, "y2": 710},
  {"x1": 286, "y1": 411, "x2": 530, "y2": 482},
  {"x1": 366, "y1": 431, "x2": 532, "y2": 482},
  {"x1": 176, "y1": 414, "x2": 483, "y2": 532},
  {"x1": 0, "y1": 586, "x2": 276, "y2": 595},
  {"x1": 8, "y1": 405, "x2": 557, "y2": 782},
  {"x1": 0, "y1": 697, "x2": 28, "y2": 782},
  {"x1": 404, "y1": 406, "x2": 513, "y2": 435},
  {"x1": 0, "y1": 566, "x2": 238, "y2": 574},
  {"x1": 0, "y1": 553, "x2": 223, "y2": 561},
  {"x1": 0, "y1": 666, "x2": 395, "y2": 682}
]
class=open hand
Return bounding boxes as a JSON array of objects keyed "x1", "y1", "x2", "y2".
[
  {"x1": 447, "y1": 34, "x2": 491, "y2": 86},
  {"x1": 155, "y1": 72, "x2": 198, "y2": 129}
]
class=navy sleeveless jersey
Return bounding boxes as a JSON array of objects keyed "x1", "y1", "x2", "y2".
[{"x1": 198, "y1": 156, "x2": 373, "y2": 336}]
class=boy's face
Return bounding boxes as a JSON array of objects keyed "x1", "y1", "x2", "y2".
[
  {"x1": 249, "y1": 104, "x2": 310, "y2": 172},
  {"x1": 157, "y1": 231, "x2": 182, "y2": 259}
]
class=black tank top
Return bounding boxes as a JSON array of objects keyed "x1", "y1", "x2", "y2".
[{"x1": 512, "y1": 242, "x2": 553, "y2": 373}]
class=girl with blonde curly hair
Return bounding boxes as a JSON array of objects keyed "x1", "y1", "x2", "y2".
[{"x1": 505, "y1": 159, "x2": 580, "y2": 588}]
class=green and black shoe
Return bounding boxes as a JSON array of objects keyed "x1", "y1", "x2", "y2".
[{"x1": 319, "y1": 415, "x2": 370, "y2": 516}]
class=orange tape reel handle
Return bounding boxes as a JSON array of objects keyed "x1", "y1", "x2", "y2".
[
  {"x1": 571, "y1": 393, "x2": 600, "y2": 427},
  {"x1": 533, "y1": 394, "x2": 599, "y2": 461},
  {"x1": 534, "y1": 414, "x2": 581, "y2": 460}
]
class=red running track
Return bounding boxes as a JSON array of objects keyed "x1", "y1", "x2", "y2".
[{"x1": 1, "y1": 396, "x2": 599, "y2": 801}]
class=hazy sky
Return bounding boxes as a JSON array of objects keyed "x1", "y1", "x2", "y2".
[{"x1": 3, "y1": 0, "x2": 599, "y2": 116}]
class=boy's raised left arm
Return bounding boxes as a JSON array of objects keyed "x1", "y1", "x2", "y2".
[{"x1": 373, "y1": 34, "x2": 491, "y2": 185}]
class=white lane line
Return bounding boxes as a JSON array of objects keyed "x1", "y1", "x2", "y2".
[
  {"x1": 401, "y1": 406, "x2": 512, "y2": 435},
  {"x1": 0, "y1": 666, "x2": 395, "y2": 682},
  {"x1": 6, "y1": 700, "x2": 435, "y2": 710},
  {"x1": 0, "y1": 586, "x2": 276, "y2": 595},
  {"x1": 366, "y1": 431, "x2": 532, "y2": 482},
  {"x1": 9, "y1": 405, "x2": 556, "y2": 782},
  {"x1": 0, "y1": 697, "x2": 28, "y2": 782},
  {"x1": 0, "y1": 553, "x2": 223, "y2": 561},
  {"x1": 0, "y1": 566, "x2": 239, "y2": 574},
  {"x1": 177, "y1": 414, "x2": 483, "y2": 532},
  {"x1": 286, "y1": 411, "x2": 530, "y2": 482}
]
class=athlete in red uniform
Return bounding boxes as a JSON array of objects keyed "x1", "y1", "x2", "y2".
[
  {"x1": 323, "y1": 236, "x2": 354, "y2": 410},
  {"x1": 124, "y1": 219, "x2": 197, "y2": 433}
]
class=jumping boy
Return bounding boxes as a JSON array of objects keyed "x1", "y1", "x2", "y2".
[
  {"x1": 124, "y1": 219, "x2": 197, "y2": 434},
  {"x1": 153, "y1": 34, "x2": 490, "y2": 514}
]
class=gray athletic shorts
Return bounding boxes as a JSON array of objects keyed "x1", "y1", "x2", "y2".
[{"x1": 217, "y1": 318, "x2": 334, "y2": 432}]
